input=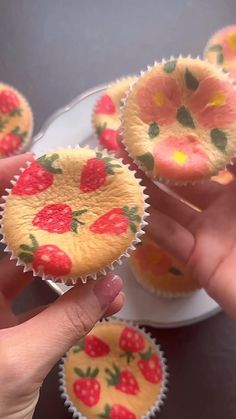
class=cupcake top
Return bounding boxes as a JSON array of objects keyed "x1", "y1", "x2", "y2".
[
  {"x1": 122, "y1": 57, "x2": 236, "y2": 184},
  {"x1": 129, "y1": 235, "x2": 199, "y2": 295},
  {"x1": 204, "y1": 26, "x2": 236, "y2": 81},
  {"x1": 61, "y1": 321, "x2": 166, "y2": 419},
  {"x1": 0, "y1": 83, "x2": 33, "y2": 158},
  {"x1": 1, "y1": 148, "x2": 146, "y2": 282},
  {"x1": 92, "y1": 77, "x2": 136, "y2": 151}
]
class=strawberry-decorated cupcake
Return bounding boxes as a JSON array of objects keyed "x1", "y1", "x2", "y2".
[
  {"x1": 122, "y1": 57, "x2": 236, "y2": 184},
  {"x1": 59, "y1": 320, "x2": 167, "y2": 418},
  {"x1": 204, "y1": 26, "x2": 236, "y2": 82},
  {"x1": 0, "y1": 147, "x2": 148, "y2": 283},
  {"x1": 0, "y1": 83, "x2": 33, "y2": 158},
  {"x1": 129, "y1": 235, "x2": 199, "y2": 297},
  {"x1": 92, "y1": 77, "x2": 136, "y2": 151}
]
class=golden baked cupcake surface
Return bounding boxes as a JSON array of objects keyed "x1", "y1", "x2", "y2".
[
  {"x1": 122, "y1": 57, "x2": 236, "y2": 183},
  {"x1": 204, "y1": 25, "x2": 236, "y2": 81},
  {"x1": 129, "y1": 235, "x2": 199, "y2": 295},
  {"x1": 63, "y1": 321, "x2": 166, "y2": 418},
  {"x1": 2, "y1": 148, "x2": 145, "y2": 281},
  {"x1": 0, "y1": 83, "x2": 33, "y2": 157},
  {"x1": 93, "y1": 77, "x2": 136, "y2": 151}
]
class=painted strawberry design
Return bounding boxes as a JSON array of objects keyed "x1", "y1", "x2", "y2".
[
  {"x1": 138, "y1": 347, "x2": 163, "y2": 384},
  {"x1": 0, "y1": 89, "x2": 21, "y2": 115},
  {"x1": 89, "y1": 206, "x2": 141, "y2": 235},
  {"x1": 95, "y1": 94, "x2": 116, "y2": 114},
  {"x1": 98, "y1": 403, "x2": 136, "y2": 419},
  {"x1": 73, "y1": 335, "x2": 110, "y2": 357},
  {"x1": 12, "y1": 153, "x2": 62, "y2": 195},
  {"x1": 119, "y1": 326, "x2": 145, "y2": 363},
  {"x1": 80, "y1": 152, "x2": 121, "y2": 192},
  {"x1": 18, "y1": 234, "x2": 72, "y2": 276},
  {"x1": 73, "y1": 367, "x2": 100, "y2": 407},
  {"x1": 96, "y1": 124, "x2": 120, "y2": 151},
  {"x1": 32, "y1": 204, "x2": 87, "y2": 233},
  {"x1": 105, "y1": 364, "x2": 139, "y2": 395},
  {"x1": 0, "y1": 127, "x2": 27, "y2": 156}
]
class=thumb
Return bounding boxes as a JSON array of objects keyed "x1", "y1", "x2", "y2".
[{"x1": 10, "y1": 274, "x2": 123, "y2": 383}]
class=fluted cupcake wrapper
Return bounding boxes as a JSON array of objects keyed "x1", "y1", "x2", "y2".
[
  {"x1": 58, "y1": 318, "x2": 169, "y2": 419},
  {"x1": 120, "y1": 55, "x2": 236, "y2": 186},
  {"x1": 0, "y1": 145, "x2": 149, "y2": 285},
  {"x1": 0, "y1": 82, "x2": 34, "y2": 157}
]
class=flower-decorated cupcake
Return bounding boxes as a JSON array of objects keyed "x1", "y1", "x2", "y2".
[
  {"x1": 204, "y1": 26, "x2": 236, "y2": 81},
  {"x1": 59, "y1": 320, "x2": 168, "y2": 418},
  {"x1": 129, "y1": 235, "x2": 199, "y2": 297},
  {"x1": 0, "y1": 147, "x2": 148, "y2": 283},
  {"x1": 92, "y1": 77, "x2": 136, "y2": 151},
  {"x1": 0, "y1": 83, "x2": 33, "y2": 158},
  {"x1": 122, "y1": 57, "x2": 236, "y2": 184}
]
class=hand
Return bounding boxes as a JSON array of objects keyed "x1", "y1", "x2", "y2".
[
  {"x1": 118, "y1": 132, "x2": 236, "y2": 320},
  {"x1": 0, "y1": 154, "x2": 124, "y2": 419}
]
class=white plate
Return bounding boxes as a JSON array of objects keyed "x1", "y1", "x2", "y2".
[{"x1": 31, "y1": 85, "x2": 221, "y2": 328}]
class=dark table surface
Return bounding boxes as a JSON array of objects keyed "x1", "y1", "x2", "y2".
[{"x1": 1, "y1": 1, "x2": 236, "y2": 418}]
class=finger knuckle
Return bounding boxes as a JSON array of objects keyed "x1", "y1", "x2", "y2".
[{"x1": 64, "y1": 302, "x2": 95, "y2": 338}]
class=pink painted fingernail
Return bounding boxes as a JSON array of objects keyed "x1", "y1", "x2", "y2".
[{"x1": 94, "y1": 274, "x2": 123, "y2": 309}]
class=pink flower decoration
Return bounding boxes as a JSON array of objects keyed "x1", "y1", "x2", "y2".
[
  {"x1": 188, "y1": 77, "x2": 236, "y2": 128},
  {"x1": 136, "y1": 74, "x2": 181, "y2": 124},
  {"x1": 136, "y1": 241, "x2": 171, "y2": 276},
  {"x1": 219, "y1": 26, "x2": 236, "y2": 61},
  {"x1": 153, "y1": 135, "x2": 209, "y2": 182}
]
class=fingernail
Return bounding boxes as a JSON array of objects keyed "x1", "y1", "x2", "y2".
[{"x1": 94, "y1": 274, "x2": 123, "y2": 309}]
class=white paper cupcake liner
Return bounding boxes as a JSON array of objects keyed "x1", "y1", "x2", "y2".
[
  {"x1": 0, "y1": 145, "x2": 149, "y2": 285},
  {"x1": 0, "y1": 82, "x2": 34, "y2": 157},
  {"x1": 91, "y1": 75, "x2": 138, "y2": 153},
  {"x1": 120, "y1": 55, "x2": 236, "y2": 186},
  {"x1": 58, "y1": 318, "x2": 168, "y2": 419},
  {"x1": 129, "y1": 261, "x2": 199, "y2": 299}
]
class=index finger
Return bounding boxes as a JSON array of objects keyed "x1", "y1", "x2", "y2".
[{"x1": 0, "y1": 153, "x2": 34, "y2": 196}]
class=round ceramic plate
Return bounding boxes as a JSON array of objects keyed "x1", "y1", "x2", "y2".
[{"x1": 31, "y1": 85, "x2": 220, "y2": 328}]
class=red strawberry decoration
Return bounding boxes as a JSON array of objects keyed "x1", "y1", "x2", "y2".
[
  {"x1": 89, "y1": 206, "x2": 141, "y2": 235},
  {"x1": 96, "y1": 124, "x2": 120, "y2": 151},
  {"x1": 18, "y1": 234, "x2": 72, "y2": 277},
  {"x1": 105, "y1": 363, "x2": 139, "y2": 395},
  {"x1": 0, "y1": 127, "x2": 27, "y2": 157},
  {"x1": 98, "y1": 403, "x2": 136, "y2": 419},
  {"x1": 73, "y1": 335, "x2": 110, "y2": 357},
  {"x1": 32, "y1": 203, "x2": 87, "y2": 233},
  {"x1": 138, "y1": 347, "x2": 163, "y2": 384},
  {"x1": 73, "y1": 367, "x2": 100, "y2": 407},
  {"x1": 0, "y1": 89, "x2": 21, "y2": 116},
  {"x1": 80, "y1": 152, "x2": 121, "y2": 193},
  {"x1": 95, "y1": 94, "x2": 116, "y2": 114},
  {"x1": 12, "y1": 153, "x2": 62, "y2": 196},
  {"x1": 119, "y1": 326, "x2": 145, "y2": 363}
]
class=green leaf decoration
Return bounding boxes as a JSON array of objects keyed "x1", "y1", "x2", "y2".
[
  {"x1": 29, "y1": 234, "x2": 39, "y2": 251},
  {"x1": 140, "y1": 347, "x2": 153, "y2": 360},
  {"x1": 0, "y1": 117, "x2": 7, "y2": 133},
  {"x1": 96, "y1": 123, "x2": 107, "y2": 135},
  {"x1": 71, "y1": 219, "x2": 78, "y2": 233},
  {"x1": 10, "y1": 108, "x2": 22, "y2": 117},
  {"x1": 208, "y1": 44, "x2": 223, "y2": 52},
  {"x1": 91, "y1": 367, "x2": 99, "y2": 378},
  {"x1": 185, "y1": 68, "x2": 199, "y2": 91},
  {"x1": 73, "y1": 338, "x2": 85, "y2": 353},
  {"x1": 105, "y1": 364, "x2": 120, "y2": 386},
  {"x1": 217, "y1": 52, "x2": 224, "y2": 65},
  {"x1": 37, "y1": 153, "x2": 62, "y2": 174},
  {"x1": 19, "y1": 244, "x2": 32, "y2": 252},
  {"x1": 18, "y1": 252, "x2": 34, "y2": 263},
  {"x1": 73, "y1": 209, "x2": 87, "y2": 217},
  {"x1": 211, "y1": 128, "x2": 227, "y2": 152},
  {"x1": 98, "y1": 404, "x2": 111, "y2": 419},
  {"x1": 148, "y1": 122, "x2": 160, "y2": 138},
  {"x1": 74, "y1": 367, "x2": 85, "y2": 378},
  {"x1": 163, "y1": 60, "x2": 177, "y2": 73},
  {"x1": 176, "y1": 106, "x2": 195, "y2": 128},
  {"x1": 130, "y1": 222, "x2": 137, "y2": 234},
  {"x1": 120, "y1": 350, "x2": 135, "y2": 363},
  {"x1": 169, "y1": 266, "x2": 182, "y2": 275},
  {"x1": 137, "y1": 152, "x2": 154, "y2": 171}
]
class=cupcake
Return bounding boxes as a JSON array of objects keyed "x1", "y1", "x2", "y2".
[
  {"x1": 92, "y1": 77, "x2": 136, "y2": 151},
  {"x1": 0, "y1": 147, "x2": 148, "y2": 283},
  {"x1": 121, "y1": 57, "x2": 236, "y2": 184},
  {"x1": 0, "y1": 83, "x2": 33, "y2": 158},
  {"x1": 59, "y1": 320, "x2": 168, "y2": 418},
  {"x1": 204, "y1": 26, "x2": 236, "y2": 81},
  {"x1": 129, "y1": 235, "x2": 199, "y2": 297}
]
